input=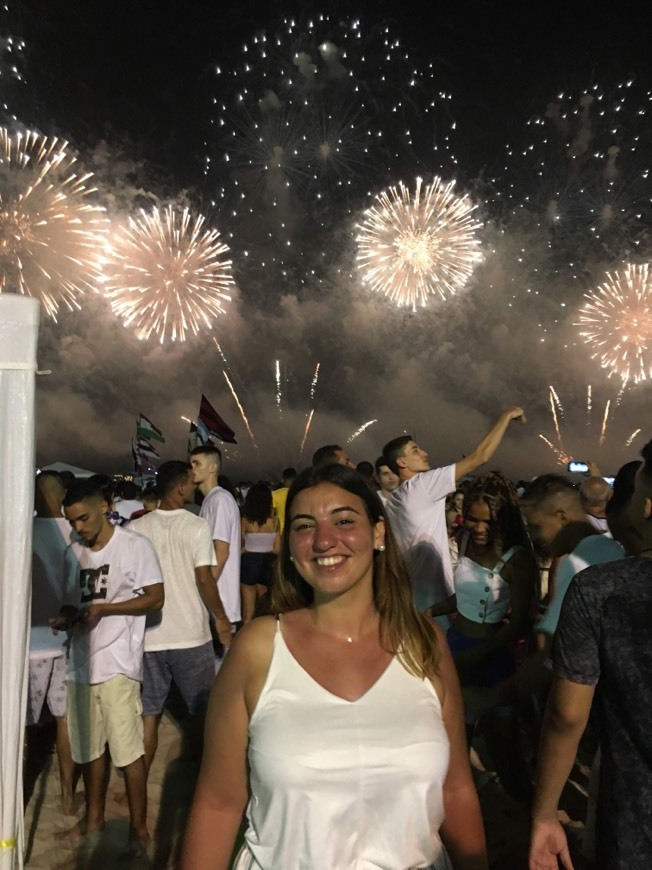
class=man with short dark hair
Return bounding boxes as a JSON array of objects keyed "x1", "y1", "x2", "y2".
[
  {"x1": 311, "y1": 444, "x2": 354, "y2": 468},
  {"x1": 383, "y1": 407, "x2": 526, "y2": 613},
  {"x1": 530, "y1": 443, "x2": 652, "y2": 869},
  {"x1": 131, "y1": 461, "x2": 231, "y2": 774},
  {"x1": 374, "y1": 457, "x2": 400, "y2": 507},
  {"x1": 190, "y1": 445, "x2": 241, "y2": 628},
  {"x1": 56, "y1": 481, "x2": 164, "y2": 855}
]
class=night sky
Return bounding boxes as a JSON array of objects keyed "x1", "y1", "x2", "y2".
[{"x1": 8, "y1": 0, "x2": 652, "y2": 477}]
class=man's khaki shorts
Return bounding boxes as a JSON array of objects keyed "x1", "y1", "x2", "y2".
[{"x1": 67, "y1": 675, "x2": 144, "y2": 767}]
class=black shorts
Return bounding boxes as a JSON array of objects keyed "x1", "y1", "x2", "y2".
[{"x1": 240, "y1": 551, "x2": 275, "y2": 587}]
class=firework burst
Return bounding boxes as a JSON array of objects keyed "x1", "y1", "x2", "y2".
[
  {"x1": 0, "y1": 128, "x2": 107, "y2": 318},
  {"x1": 577, "y1": 263, "x2": 652, "y2": 384},
  {"x1": 356, "y1": 176, "x2": 482, "y2": 310},
  {"x1": 101, "y1": 205, "x2": 233, "y2": 342}
]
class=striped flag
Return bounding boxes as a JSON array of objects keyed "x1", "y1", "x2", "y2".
[
  {"x1": 137, "y1": 413, "x2": 165, "y2": 443},
  {"x1": 136, "y1": 436, "x2": 160, "y2": 459}
]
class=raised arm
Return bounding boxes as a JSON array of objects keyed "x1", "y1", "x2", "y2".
[{"x1": 455, "y1": 407, "x2": 526, "y2": 481}]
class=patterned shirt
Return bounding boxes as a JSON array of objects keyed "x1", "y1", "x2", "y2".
[{"x1": 550, "y1": 555, "x2": 652, "y2": 868}]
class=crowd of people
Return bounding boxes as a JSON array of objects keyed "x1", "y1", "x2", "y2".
[{"x1": 25, "y1": 410, "x2": 652, "y2": 869}]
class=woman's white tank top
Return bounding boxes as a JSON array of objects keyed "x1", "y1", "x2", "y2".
[{"x1": 236, "y1": 620, "x2": 452, "y2": 870}]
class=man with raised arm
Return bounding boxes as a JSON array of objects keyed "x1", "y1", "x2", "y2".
[{"x1": 382, "y1": 407, "x2": 526, "y2": 613}]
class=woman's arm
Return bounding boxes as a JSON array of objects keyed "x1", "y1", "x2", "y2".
[
  {"x1": 432, "y1": 621, "x2": 489, "y2": 869},
  {"x1": 182, "y1": 622, "x2": 267, "y2": 869},
  {"x1": 429, "y1": 594, "x2": 457, "y2": 617}
]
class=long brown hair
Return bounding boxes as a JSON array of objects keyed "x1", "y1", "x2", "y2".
[{"x1": 271, "y1": 464, "x2": 440, "y2": 680}]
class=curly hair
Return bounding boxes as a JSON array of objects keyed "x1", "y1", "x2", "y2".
[
  {"x1": 271, "y1": 463, "x2": 441, "y2": 680},
  {"x1": 463, "y1": 470, "x2": 530, "y2": 553}
]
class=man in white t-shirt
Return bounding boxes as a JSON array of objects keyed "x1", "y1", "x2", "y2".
[
  {"x1": 382, "y1": 407, "x2": 526, "y2": 613},
  {"x1": 190, "y1": 445, "x2": 242, "y2": 628},
  {"x1": 54, "y1": 481, "x2": 164, "y2": 856},
  {"x1": 132, "y1": 461, "x2": 232, "y2": 773}
]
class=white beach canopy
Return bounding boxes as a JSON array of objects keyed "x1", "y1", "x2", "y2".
[
  {"x1": 0, "y1": 296, "x2": 39, "y2": 869},
  {"x1": 40, "y1": 460, "x2": 96, "y2": 479}
]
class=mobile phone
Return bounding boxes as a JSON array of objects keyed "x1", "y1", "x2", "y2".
[{"x1": 567, "y1": 461, "x2": 589, "y2": 473}]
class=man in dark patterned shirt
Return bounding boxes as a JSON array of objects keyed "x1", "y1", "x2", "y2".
[{"x1": 529, "y1": 442, "x2": 652, "y2": 870}]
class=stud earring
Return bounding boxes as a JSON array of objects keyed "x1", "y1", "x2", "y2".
[
  {"x1": 289, "y1": 555, "x2": 294, "y2": 562},
  {"x1": 377, "y1": 544, "x2": 385, "y2": 552}
]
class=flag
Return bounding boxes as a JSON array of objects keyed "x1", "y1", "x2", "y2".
[
  {"x1": 131, "y1": 440, "x2": 142, "y2": 473},
  {"x1": 187, "y1": 419, "x2": 212, "y2": 454},
  {"x1": 196, "y1": 418, "x2": 211, "y2": 444},
  {"x1": 136, "y1": 436, "x2": 160, "y2": 459},
  {"x1": 199, "y1": 394, "x2": 237, "y2": 444},
  {"x1": 137, "y1": 413, "x2": 165, "y2": 443}
]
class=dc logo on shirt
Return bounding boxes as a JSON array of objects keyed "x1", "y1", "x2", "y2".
[{"x1": 80, "y1": 565, "x2": 109, "y2": 603}]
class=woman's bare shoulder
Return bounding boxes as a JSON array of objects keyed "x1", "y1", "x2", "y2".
[{"x1": 231, "y1": 615, "x2": 278, "y2": 660}]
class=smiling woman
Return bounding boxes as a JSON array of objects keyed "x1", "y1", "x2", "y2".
[{"x1": 183, "y1": 464, "x2": 489, "y2": 870}]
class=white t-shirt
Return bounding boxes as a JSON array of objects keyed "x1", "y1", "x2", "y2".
[
  {"x1": 384, "y1": 465, "x2": 456, "y2": 612},
  {"x1": 113, "y1": 498, "x2": 144, "y2": 520},
  {"x1": 200, "y1": 486, "x2": 242, "y2": 623},
  {"x1": 586, "y1": 514, "x2": 611, "y2": 535},
  {"x1": 131, "y1": 509, "x2": 216, "y2": 651},
  {"x1": 63, "y1": 525, "x2": 163, "y2": 684}
]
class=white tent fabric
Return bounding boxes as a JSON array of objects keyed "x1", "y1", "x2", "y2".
[
  {"x1": 40, "y1": 460, "x2": 96, "y2": 479},
  {"x1": 0, "y1": 296, "x2": 39, "y2": 869}
]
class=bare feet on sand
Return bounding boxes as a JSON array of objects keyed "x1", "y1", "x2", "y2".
[{"x1": 61, "y1": 792, "x2": 84, "y2": 816}]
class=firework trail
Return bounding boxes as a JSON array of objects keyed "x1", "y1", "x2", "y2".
[
  {"x1": 586, "y1": 385, "x2": 592, "y2": 426},
  {"x1": 538, "y1": 434, "x2": 571, "y2": 467},
  {"x1": 0, "y1": 128, "x2": 107, "y2": 318},
  {"x1": 299, "y1": 409, "x2": 315, "y2": 461},
  {"x1": 599, "y1": 400, "x2": 611, "y2": 447},
  {"x1": 356, "y1": 176, "x2": 482, "y2": 311},
  {"x1": 578, "y1": 263, "x2": 652, "y2": 384},
  {"x1": 549, "y1": 385, "x2": 565, "y2": 419},
  {"x1": 223, "y1": 369, "x2": 258, "y2": 451},
  {"x1": 102, "y1": 205, "x2": 233, "y2": 342},
  {"x1": 625, "y1": 428, "x2": 641, "y2": 447},
  {"x1": 275, "y1": 359, "x2": 283, "y2": 418},
  {"x1": 309, "y1": 362, "x2": 320, "y2": 403},
  {"x1": 548, "y1": 388, "x2": 564, "y2": 451},
  {"x1": 346, "y1": 419, "x2": 378, "y2": 443},
  {"x1": 615, "y1": 381, "x2": 627, "y2": 406}
]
